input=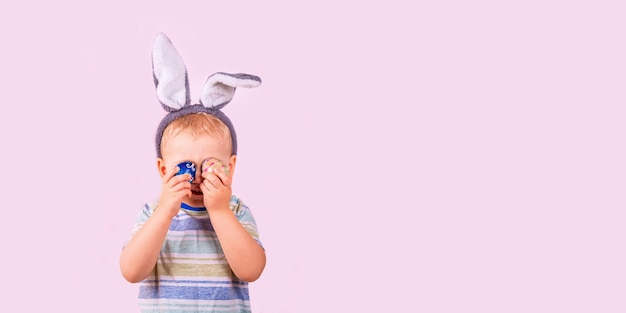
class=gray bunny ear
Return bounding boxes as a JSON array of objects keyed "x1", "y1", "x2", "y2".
[
  {"x1": 199, "y1": 72, "x2": 261, "y2": 109},
  {"x1": 152, "y1": 33, "x2": 190, "y2": 111}
]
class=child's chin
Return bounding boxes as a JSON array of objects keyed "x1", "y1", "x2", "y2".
[{"x1": 185, "y1": 194, "x2": 205, "y2": 207}]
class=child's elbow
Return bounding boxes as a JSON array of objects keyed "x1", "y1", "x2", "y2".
[
  {"x1": 121, "y1": 271, "x2": 145, "y2": 284},
  {"x1": 235, "y1": 258, "x2": 266, "y2": 282},
  {"x1": 120, "y1": 266, "x2": 144, "y2": 283},
  {"x1": 236, "y1": 271, "x2": 263, "y2": 283},
  {"x1": 119, "y1": 257, "x2": 148, "y2": 283}
]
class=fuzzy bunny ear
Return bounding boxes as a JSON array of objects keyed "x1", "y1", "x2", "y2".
[
  {"x1": 152, "y1": 33, "x2": 190, "y2": 111},
  {"x1": 199, "y1": 72, "x2": 261, "y2": 109}
]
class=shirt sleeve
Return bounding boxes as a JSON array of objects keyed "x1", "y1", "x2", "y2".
[
  {"x1": 126, "y1": 202, "x2": 156, "y2": 243},
  {"x1": 231, "y1": 197, "x2": 264, "y2": 250}
]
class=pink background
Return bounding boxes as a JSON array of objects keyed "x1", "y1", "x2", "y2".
[{"x1": 1, "y1": 1, "x2": 624, "y2": 312}]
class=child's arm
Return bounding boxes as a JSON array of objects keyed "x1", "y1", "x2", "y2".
[
  {"x1": 119, "y1": 208, "x2": 177, "y2": 283},
  {"x1": 119, "y1": 168, "x2": 192, "y2": 283},
  {"x1": 201, "y1": 166, "x2": 266, "y2": 282},
  {"x1": 209, "y1": 208, "x2": 267, "y2": 282}
]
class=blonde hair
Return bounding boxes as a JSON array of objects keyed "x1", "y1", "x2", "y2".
[{"x1": 160, "y1": 112, "x2": 232, "y2": 154}]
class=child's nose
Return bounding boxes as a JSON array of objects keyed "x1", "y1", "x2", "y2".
[{"x1": 194, "y1": 165, "x2": 203, "y2": 183}]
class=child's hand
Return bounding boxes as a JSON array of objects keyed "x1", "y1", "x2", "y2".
[
  {"x1": 200, "y1": 159, "x2": 232, "y2": 211},
  {"x1": 157, "y1": 165, "x2": 192, "y2": 218}
]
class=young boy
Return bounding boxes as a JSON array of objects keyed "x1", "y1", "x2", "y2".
[{"x1": 119, "y1": 33, "x2": 266, "y2": 313}]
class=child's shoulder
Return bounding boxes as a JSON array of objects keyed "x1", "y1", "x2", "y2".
[
  {"x1": 230, "y1": 194, "x2": 242, "y2": 214},
  {"x1": 230, "y1": 194, "x2": 252, "y2": 215},
  {"x1": 146, "y1": 200, "x2": 159, "y2": 212}
]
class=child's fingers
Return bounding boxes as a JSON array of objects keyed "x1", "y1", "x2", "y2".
[
  {"x1": 162, "y1": 166, "x2": 180, "y2": 184},
  {"x1": 199, "y1": 180, "x2": 210, "y2": 193},
  {"x1": 170, "y1": 173, "x2": 193, "y2": 186},
  {"x1": 202, "y1": 173, "x2": 221, "y2": 189},
  {"x1": 164, "y1": 179, "x2": 191, "y2": 201},
  {"x1": 214, "y1": 169, "x2": 231, "y2": 186},
  {"x1": 171, "y1": 179, "x2": 192, "y2": 191}
]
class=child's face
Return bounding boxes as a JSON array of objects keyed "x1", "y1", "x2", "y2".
[{"x1": 157, "y1": 132, "x2": 235, "y2": 207}]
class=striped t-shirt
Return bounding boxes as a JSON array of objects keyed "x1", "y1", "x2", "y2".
[{"x1": 129, "y1": 195, "x2": 263, "y2": 313}]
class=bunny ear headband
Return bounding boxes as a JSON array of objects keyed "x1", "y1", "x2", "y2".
[{"x1": 152, "y1": 32, "x2": 261, "y2": 158}]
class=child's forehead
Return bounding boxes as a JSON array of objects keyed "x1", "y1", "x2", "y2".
[
  {"x1": 165, "y1": 130, "x2": 229, "y2": 146},
  {"x1": 167, "y1": 113, "x2": 229, "y2": 133},
  {"x1": 162, "y1": 131, "x2": 230, "y2": 155}
]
